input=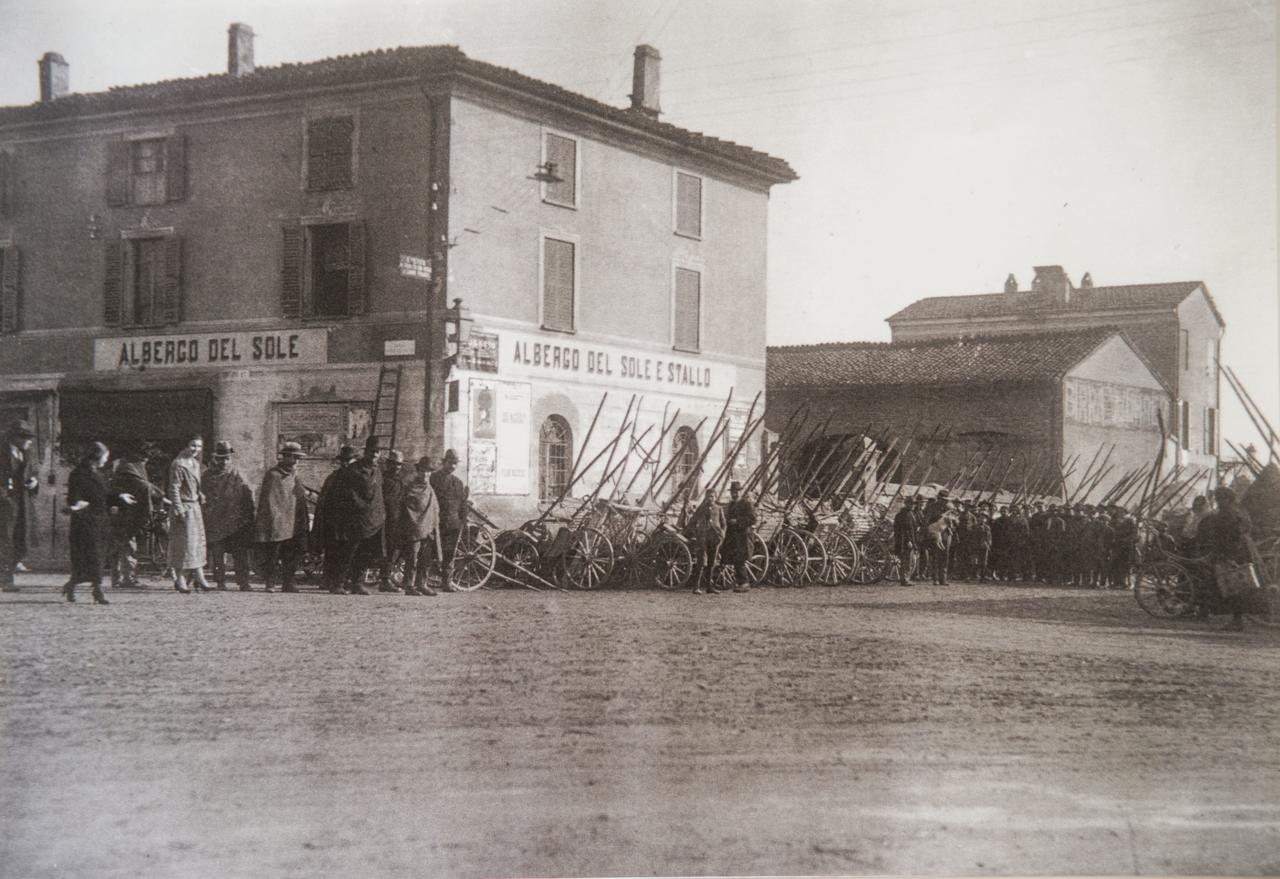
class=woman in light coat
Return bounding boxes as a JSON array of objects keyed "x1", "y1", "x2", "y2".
[{"x1": 167, "y1": 435, "x2": 212, "y2": 593}]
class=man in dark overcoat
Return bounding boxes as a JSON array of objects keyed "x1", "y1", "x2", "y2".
[
  {"x1": 922, "y1": 490, "x2": 954, "y2": 585},
  {"x1": 311, "y1": 444, "x2": 356, "y2": 593},
  {"x1": 1, "y1": 420, "x2": 39, "y2": 592},
  {"x1": 202, "y1": 441, "x2": 255, "y2": 591},
  {"x1": 892, "y1": 495, "x2": 920, "y2": 585},
  {"x1": 253, "y1": 442, "x2": 310, "y2": 592},
  {"x1": 721, "y1": 480, "x2": 756, "y2": 593},
  {"x1": 107, "y1": 444, "x2": 164, "y2": 589},
  {"x1": 429, "y1": 448, "x2": 468, "y2": 592},
  {"x1": 333, "y1": 436, "x2": 385, "y2": 595},
  {"x1": 378, "y1": 450, "x2": 408, "y2": 592}
]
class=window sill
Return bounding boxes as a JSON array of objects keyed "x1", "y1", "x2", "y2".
[
  {"x1": 672, "y1": 345, "x2": 701, "y2": 355},
  {"x1": 674, "y1": 230, "x2": 703, "y2": 242},
  {"x1": 542, "y1": 198, "x2": 578, "y2": 211},
  {"x1": 540, "y1": 324, "x2": 576, "y2": 335}
]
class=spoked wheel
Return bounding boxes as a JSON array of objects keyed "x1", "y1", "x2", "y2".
[
  {"x1": 559, "y1": 526, "x2": 614, "y2": 590},
  {"x1": 745, "y1": 531, "x2": 770, "y2": 585},
  {"x1": 448, "y1": 523, "x2": 497, "y2": 592},
  {"x1": 1133, "y1": 560, "x2": 1196, "y2": 618},
  {"x1": 494, "y1": 529, "x2": 542, "y2": 589},
  {"x1": 637, "y1": 532, "x2": 693, "y2": 590},
  {"x1": 854, "y1": 537, "x2": 892, "y2": 584},
  {"x1": 768, "y1": 529, "x2": 807, "y2": 586},
  {"x1": 1244, "y1": 583, "x2": 1280, "y2": 628},
  {"x1": 792, "y1": 529, "x2": 829, "y2": 585},
  {"x1": 820, "y1": 531, "x2": 860, "y2": 585}
]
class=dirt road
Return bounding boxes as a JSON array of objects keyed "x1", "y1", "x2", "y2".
[{"x1": 2, "y1": 576, "x2": 1278, "y2": 878}]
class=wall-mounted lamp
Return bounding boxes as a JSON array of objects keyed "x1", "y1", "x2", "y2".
[
  {"x1": 443, "y1": 297, "x2": 473, "y2": 361},
  {"x1": 87, "y1": 214, "x2": 102, "y2": 240}
]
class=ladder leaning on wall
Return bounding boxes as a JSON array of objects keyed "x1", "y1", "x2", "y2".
[{"x1": 369, "y1": 363, "x2": 402, "y2": 452}]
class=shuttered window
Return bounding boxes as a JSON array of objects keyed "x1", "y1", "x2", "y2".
[
  {"x1": 0, "y1": 246, "x2": 19, "y2": 334},
  {"x1": 105, "y1": 236, "x2": 181, "y2": 328},
  {"x1": 106, "y1": 134, "x2": 186, "y2": 206},
  {"x1": 675, "y1": 171, "x2": 702, "y2": 238},
  {"x1": 306, "y1": 117, "x2": 354, "y2": 192},
  {"x1": 673, "y1": 267, "x2": 701, "y2": 352},
  {"x1": 281, "y1": 221, "x2": 367, "y2": 319},
  {"x1": 542, "y1": 237, "x2": 575, "y2": 332},
  {"x1": 0, "y1": 151, "x2": 14, "y2": 217},
  {"x1": 1180, "y1": 400, "x2": 1191, "y2": 450},
  {"x1": 543, "y1": 133, "x2": 577, "y2": 207}
]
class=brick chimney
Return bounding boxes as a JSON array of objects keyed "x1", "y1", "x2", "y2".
[
  {"x1": 1003, "y1": 273, "x2": 1018, "y2": 294},
  {"x1": 629, "y1": 45, "x2": 661, "y2": 118},
  {"x1": 228, "y1": 23, "x2": 255, "y2": 76},
  {"x1": 1031, "y1": 265, "x2": 1073, "y2": 304},
  {"x1": 38, "y1": 52, "x2": 69, "y2": 103}
]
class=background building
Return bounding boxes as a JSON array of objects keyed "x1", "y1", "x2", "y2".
[
  {"x1": 767, "y1": 329, "x2": 1171, "y2": 500},
  {"x1": 886, "y1": 265, "x2": 1223, "y2": 474},
  {"x1": 0, "y1": 28, "x2": 793, "y2": 563}
]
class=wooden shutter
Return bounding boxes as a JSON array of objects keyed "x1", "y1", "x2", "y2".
[
  {"x1": 675, "y1": 172, "x2": 702, "y2": 237},
  {"x1": 674, "y1": 268, "x2": 700, "y2": 351},
  {"x1": 106, "y1": 139, "x2": 131, "y2": 207},
  {"x1": 159, "y1": 235, "x2": 182, "y2": 325},
  {"x1": 165, "y1": 132, "x2": 186, "y2": 202},
  {"x1": 0, "y1": 151, "x2": 12, "y2": 217},
  {"x1": 544, "y1": 133, "x2": 576, "y2": 205},
  {"x1": 0, "y1": 247, "x2": 19, "y2": 333},
  {"x1": 281, "y1": 224, "x2": 304, "y2": 319},
  {"x1": 542, "y1": 238, "x2": 574, "y2": 331},
  {"x1": 104, "y1": 241, "x2": 124, "y2": 326},
  {"x1": 346, "y1": 220, "x2": 366, "y2": 315}
]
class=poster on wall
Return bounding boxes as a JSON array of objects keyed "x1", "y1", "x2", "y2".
[
  {"x1": 276, "y1": 401, "x2": 372, "y2": 492},
  {"x1": 468, "y1": 379, "x2": 531, "y2": 495}
]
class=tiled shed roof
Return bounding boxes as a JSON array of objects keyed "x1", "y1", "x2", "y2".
[
  {"x1": 0, "y1": 45, "x2": 797, "y2": 184},
  {"x1": 768, "y1": 328, "x2": 1129, "y2": 389},
  {"x1": 887, "y1": 281, "x2": 1221, "y2": 326}
]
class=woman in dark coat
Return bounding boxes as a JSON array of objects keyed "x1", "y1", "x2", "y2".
[{"x1": 64, "y1": 442, "x2": 135, "y2": 604}]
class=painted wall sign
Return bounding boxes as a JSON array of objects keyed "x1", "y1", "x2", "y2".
[
  {"x1": 468, "y1": 378, "x2": 531, "y2": 495},
  {"x1": 457, "y1": 330, "x2": 498, "y2": 373},
  {"x1": 399, "y1": 254, "x2": 432, "y2": 279},
  {"x1": 468, "y1": 327, "x2": 743, "y2": 398},
  {"x1": 95, "y1": 329, "x2": 327, "y2": 371},
  {"x1": 383, "y1": 339, "x2": 417, "y2": 357}
]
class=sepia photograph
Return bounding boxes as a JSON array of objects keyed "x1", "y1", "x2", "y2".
[{"x1": 0, "y1": 0, "x2": 1277, "y2": 876}]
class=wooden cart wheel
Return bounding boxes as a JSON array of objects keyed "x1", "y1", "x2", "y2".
[
  {"x1": 854, "y1": 536, "x2": 892, "y2": 584},
  {"x1": 449, "y1": 523, "x2": 497, "y2": 592},
  {"x1": 638, "y1": 532, "x2": 694, "y2": 590},
  {"x1": 494, "y1": 529, "x2": 542, "y2": 589},
  {"x1": 768, "y1": 529, "x2": 808, "y2": 586},
  {"x1": 559, "y1": 526, "x2": 615, "y2": 590},
  {"x1": 745, "y1": 531, "x2": 770, "y2": 585},
  {"x1": 820, "y1": 530, "x2": 860, "y2": 585},
  {"x1": 790, "y1": 527, "x2": 828, "y2": 585},
  {"x1": 1133, "y1": 560, "x2": 1195, "y2": 618}
]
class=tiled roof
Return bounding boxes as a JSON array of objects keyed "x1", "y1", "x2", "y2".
[
  {"x1": 0, "y1": 46, "x2": 797, "y2": 184},
  {"x1": 768, "y1": 328, "x2": 1128, "y2": 389},
  {"x1": 887, "y1": 281, "x2": 1220, "y2": 325}
]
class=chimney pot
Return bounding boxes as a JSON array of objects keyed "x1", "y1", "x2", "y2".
[
  {"x1": 1080, "y1": 271, "x2": 1094, "y2": 289},
  {"x1": 228, "y1": 23, "x2": 255, "y2": 77},
  {"x1": 1003, "y1": 273, "x2": 1018, "y2": 294},
  {"x1": 629, "y1": 44, "x2": 661, "y2": 118},
  {"x1": 1032, "y1": 265, "x2": 1073, "y2": 305},
  {"x1": 38, "y1": 52, "x2": 69, "y2": 103}
]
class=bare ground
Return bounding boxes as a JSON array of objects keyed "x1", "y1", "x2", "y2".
[{"x1": 2, "y1": 575, "x2": 1278, "y2": 878}]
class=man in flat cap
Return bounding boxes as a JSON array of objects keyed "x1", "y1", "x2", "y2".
[
  {"x1": 721, "y1": 480, "x2": 756, "y2": 593},
  {"x1": 1, "y1": 419, "x2": 39, "y2": 592},
  {"x1": 254, "y1": 442, "x2": 310, "y2": 592},
  {"x1": 311, "y1": 444, "x2": 356, "y2": 593},
  {"x1": 202, "y1": 441, "x2": 255, "y2": 591},
  {"x1": 429, "y1": 448, "x2": 468, "y2": 591},
  {"x1": 331, "y1": 435, "x2": 385, "y2": 594}
]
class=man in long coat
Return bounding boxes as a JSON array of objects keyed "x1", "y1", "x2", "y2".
[
  {"x1": 429, "y1": 448, "x2": 468, "y2": 591},
  {"x1": 202, "y1": 441, "x2": 255, "y2": 591},
  {"x1": 721, "y1": 480, "x2": 756, "y2": 593},
  {"x1": 107, "y1": 444, "x2": 163, "y2": 589},
  {"x1": 253, "y1": 442, "x2": 309, "y2": 592},
  {"x1": 892, "y1": 495, "x2": 920, "y2": 585},
  {"x1": 311, "y1": 444, "x2": 356, "y2": 593},
  {"x1": 378, "y1": 450, "x2": 408, "y2": 593},
  {"x1": 394, "y1": 456, "x2": 441, "y2": 596},
  {"x1": 922, "y1": 490, "x2": 954, "y2": 585},
  {"x1": 331, "y1": 436, "x2": 385, "y2": 595},
  {"x1": 1, "y1": 420, "x2": 39, "y2": 592}
]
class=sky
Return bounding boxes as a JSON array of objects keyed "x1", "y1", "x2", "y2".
[{"x1": 1, "y1": 0, "x2": 1276, "y2": 449}]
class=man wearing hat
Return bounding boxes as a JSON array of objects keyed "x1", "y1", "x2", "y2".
[
  {"x1": 393, "y1": 456, "x2": 441, "y2": 596},
  {"x1": 253, "y1": 442, "x2": 310, "y2": 592},
  {"x1": 922, "y1": 489, "x2": 954, "y2": 585},
  {"x1": 1, "y1": 419, "x2": 39, "y2": 592},
  {"x1": 429, "y1": 448, "x2": 468, "y2": 591},
  {"x1": 311, "y1": 444, "x2": 356, "y2": 592},
  {"x1": 378, "y1": 450, "x2": 408, "y2": 592},
  {"x1": 105, "y1": 443, "x2": 163, "y2": 589},
  {"x1": 202, "y1": 441, "x2": 255, "y2": 591},
  {"x1": 330, "y1": 435, "x2": 386, "y2": 594},
  {"x1": 892, "y1": 495, "x2": 921, "y2": 585},
  {"x1": 721, "y1": 480, "x2": 756, "y2": 593}
]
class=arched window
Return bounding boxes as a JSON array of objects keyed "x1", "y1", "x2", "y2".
[
  {"x1": 672, "y1": 426, "x2": 699, "y2": 495},
  {"x1": 539, "y1": 415, "x2": 572, "y2": 501}
]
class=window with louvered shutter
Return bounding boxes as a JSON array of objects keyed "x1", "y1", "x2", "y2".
[
  {"x1": 675, "y1": 172, "x2": 702, "y2": 238},
  {"x1": 0, "y1": 151, "x2": 13, "y2": 218},
  {"x1": 104, "y1": 242, "x2": 124, "y2": 326},
  {"x1": 281, "y1": 225, "x2": 304, "y2": 318},
  {"x1": 0, "y1": 246, "x2": 18, "y2": 334},
  {"x1": 543, "y1": 133, "x2": 576, "y2": 207},
  {"x1": 307, "y1": 117, "x2": 354, "y2": 192},
  {"x1": 673, "y1": 267, "x2": 701, "y2": 352},
  {"x1": 106, "y1": 139, "x2": 131, "y2": 207},
  {"x1": 542, "y1": 237, "x2": 575, "y2": 332}
]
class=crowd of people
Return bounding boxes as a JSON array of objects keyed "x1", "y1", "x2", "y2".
[{"x1": 0, "y1": 420, "x2": 471, "y2": 602}]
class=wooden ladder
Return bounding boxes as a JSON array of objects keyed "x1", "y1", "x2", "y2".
[{"x1": 370, "y1": 363, "x2": 403, "y2": 451}]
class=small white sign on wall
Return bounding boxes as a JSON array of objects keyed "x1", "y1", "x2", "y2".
[{"x1": 383, "y1": 339, "x2": 416, "y2": 357}]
